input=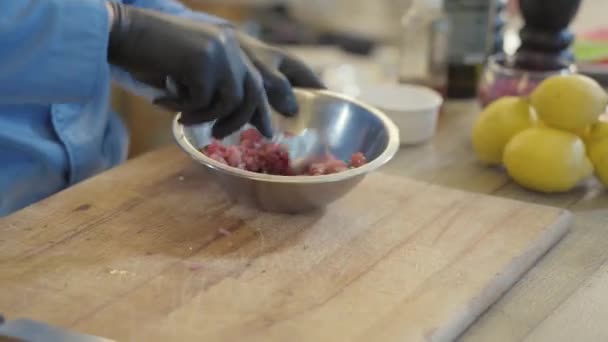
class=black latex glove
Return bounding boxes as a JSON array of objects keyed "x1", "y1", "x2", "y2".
[
  {"x1": 236, "y1": 32, "x2": 325, "y2": 117},
  {"x1": 107, "y1": 3, "x2": 273, "y2": 138}
]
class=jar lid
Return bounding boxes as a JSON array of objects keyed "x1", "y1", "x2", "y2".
[{"x1": 419, "y1": 0, "x2": 443, "y2": 10}]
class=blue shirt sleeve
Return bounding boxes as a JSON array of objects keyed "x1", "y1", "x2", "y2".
[{"x1": 0, "y1": 0, "x2": 111, "y2": 105}]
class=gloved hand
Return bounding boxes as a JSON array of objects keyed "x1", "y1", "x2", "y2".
[
  {"x1": 107, "y1": 2, "x2": 273, "y2": 138},
  {"x1": 235, "y1": 32, "x2": 325, "y2": 116},
  {"x1": 109, "y1": 0, "x2": 227, "y2": 102}
]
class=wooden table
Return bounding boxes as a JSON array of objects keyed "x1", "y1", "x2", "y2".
[
  {"x1": 2, "y1": 99, "x2": 607, "y2": 341},
  {"x1": 385, "y1": 101, "x2": 608, "y2": 341}
]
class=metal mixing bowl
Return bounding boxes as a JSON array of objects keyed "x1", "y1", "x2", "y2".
[{"x1": 173, "y1": 88, "x2": 400, "y2": 213}]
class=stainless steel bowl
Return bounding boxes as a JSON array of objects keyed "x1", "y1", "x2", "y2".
[{"x1": 173, "y1": 88, "x2": 400, "y2": 213}]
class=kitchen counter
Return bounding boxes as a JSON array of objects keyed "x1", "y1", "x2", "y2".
[
  {"x1": 1, "y1": 100, "x2": 607, "y2": 341},
  {"x1": 387, "y1": 101, "x2": 608, "y2": 342},
  {"x1": 0, "y1": 0, "x2": 608, "y2": 342},
  {"x1": 4, "y1": 1, "x2": 608, "y2": 338}
]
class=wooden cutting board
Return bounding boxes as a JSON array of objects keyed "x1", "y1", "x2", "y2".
[{"x1": 0, "y1": 147, "x2": 571, "y2": 342}]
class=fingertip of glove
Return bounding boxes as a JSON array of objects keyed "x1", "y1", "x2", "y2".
[
  {"x1": 255, "y1": 121, "x2": 273, "y2": 139},
  {"x1": 210, "y1": 130, "x2": 228, "y2": 140},
  {"x1": 211, "y1": 114, "x2": 249, "y2": 139},
  {"x1": 250, "y1": 107, "x2": 274, "y2": 139},
  {"x1": 210, "y1": 122, "x2": 233, "y2": 140},
  {"x1": 268, "y1": 90, "x2": 298, "y2": 117},
  {"x1": 178, "y1": 112, "x2": 212, "y2": 126},
  {"x1": 154, "y1": 96, "x2": 181, "y2": 112},
  {"x1": 307, "y1": 77, "x2": 327, "y2": 90},
  {"x1": 281, "y1": 98, "x2": 299, "y2": 117}
]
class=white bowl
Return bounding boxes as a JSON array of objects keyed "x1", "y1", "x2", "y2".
[{"x1": 357, "y1": 83, "x2": 443, "y2": 145}]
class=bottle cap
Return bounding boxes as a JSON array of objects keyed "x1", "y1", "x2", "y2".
[{"x1": 420, "y1": 0, "x2": 443, "y2": 10}]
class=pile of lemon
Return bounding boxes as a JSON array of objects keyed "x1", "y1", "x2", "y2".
[{"x1": 471, "y1": 74, "x2": 608, "y2": 193}]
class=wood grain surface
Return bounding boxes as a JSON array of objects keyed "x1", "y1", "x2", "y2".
[
  {"x1": 0, "y1": 145, "x2": 570, "y2": 342},
  {"x1": 522, "y1": 255, "x2": 608, "y2": 342},
  {"x1": 1, "y1": 2, "x2": 605, "y2": 340},
  {"x1": 378, "y1": 101, "x2": 608, "y2": 342}
]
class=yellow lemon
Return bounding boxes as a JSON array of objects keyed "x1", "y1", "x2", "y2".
[
  {"x1": 575, "y1": 125, "x2": 591, "y2": 141},
  {"x1": 503, "y1": 127, "x2": 593, "y2": 193},
  {"x1": 471, "y1": 97, "x2": 536, "y2": 165},
  {"x1": 530, "y1": 74, "x2": 607, "y2": 132},
  {"x1": 588, "y1": 140, "x2": 608, "y2": 186},
  {"x1": 585, "y1": 119, "x2": 608, "y2": 146}
]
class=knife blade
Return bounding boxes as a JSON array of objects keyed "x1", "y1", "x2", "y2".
[{"x1": 0, "y1": 318, "x2": 115, "y2": 342}]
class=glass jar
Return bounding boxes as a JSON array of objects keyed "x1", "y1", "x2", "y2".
[
  {"x1": 398, "y1": 0, "x2": 449, "y2": 97},
  {"x1": 445, "y1": 0, "x2": 507, "y2": 99},
  {"x1": 477, "y1": 53, "x2": 576, "y2": 107}
]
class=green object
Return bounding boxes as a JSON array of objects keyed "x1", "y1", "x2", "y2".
[{"x1": 574, "y1": 40, "x2": 608, "y2": 61}]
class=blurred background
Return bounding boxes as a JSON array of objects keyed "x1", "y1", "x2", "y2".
[{"x1": 112, "y1": 0, "x2": 608, "y2": 158}]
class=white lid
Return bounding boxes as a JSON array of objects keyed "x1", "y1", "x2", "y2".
[
  {"x1": 416, "y1": 0, "x2": 443, "y2": 10},
  {"x1": 357, "y1": 83, "x2": 443, "y2": 112}
]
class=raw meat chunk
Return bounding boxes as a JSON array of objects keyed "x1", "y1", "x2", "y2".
[{"x1": 201, "y1": 128, "x2": 367, "y2": 176}]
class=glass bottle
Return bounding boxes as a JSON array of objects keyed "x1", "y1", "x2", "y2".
[
  {"x1": 444, "y1": 0, "x2": 506, "y2": 98},
  {"x1": 398, "y1": 0, "x2": 449, "y2": 97}
]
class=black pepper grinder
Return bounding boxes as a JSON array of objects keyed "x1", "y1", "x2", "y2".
[{"x1": 515, "y1": 0, "x2": 582, "y2": 70}]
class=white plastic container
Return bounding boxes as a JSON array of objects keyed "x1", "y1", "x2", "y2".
[{"x1": 358, "y1": 83, "x2": 443, "y2": 145}]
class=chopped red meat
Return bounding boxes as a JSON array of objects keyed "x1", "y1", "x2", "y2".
[
  {"x1": 306, "y1": 154, "x2": 349, "y2": 175},
  {"x1": 205, "y1": 140, "x2": 225, "y2": 154},
  {"x1": 201, "y1": 128, "x2": 367, "y2": 176},
  {"x1": 208, "y1": 154, "x2": 226, "y2": 164},
  {"x1": 224, "y1": 146, "x2": 243, "y2": 168},
  {"x1": 350, "y1": 152, "x2": 367, "y2": 168},
  {"x1": 240, "y1": 127, "x2": 264, "y2": 143},
  {"x1": 307, "y1": 163, "x2": 327, "y2": 176}
]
